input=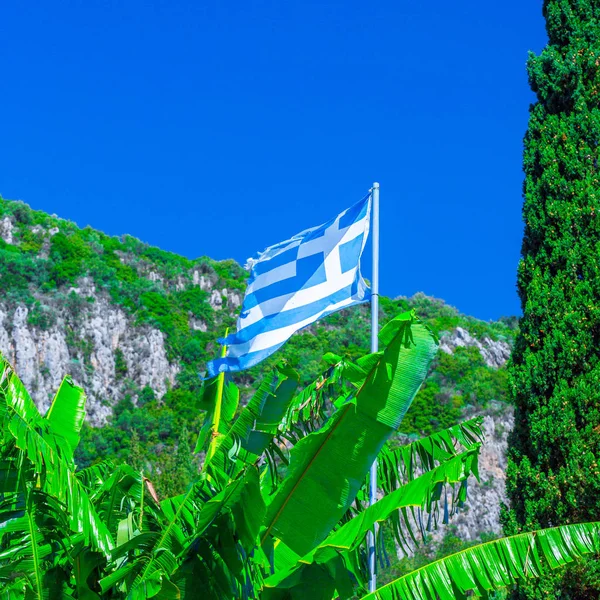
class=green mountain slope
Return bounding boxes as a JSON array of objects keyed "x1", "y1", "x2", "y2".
[{"x1": 0, "y1": 196, "x2": 516, "y2": 496}]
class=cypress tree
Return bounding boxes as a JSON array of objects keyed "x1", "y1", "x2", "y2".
[{"x1": 503, "y1": 1, "x2": 600, "y2": 597}]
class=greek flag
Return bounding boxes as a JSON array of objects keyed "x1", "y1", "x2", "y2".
[{"x1": 207, "y1": 194, "x2": 372, "y2": 375}]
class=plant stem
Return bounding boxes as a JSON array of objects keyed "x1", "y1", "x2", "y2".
[{"x1": 206, "y1": 328, "x2": 229, "y2": 463}]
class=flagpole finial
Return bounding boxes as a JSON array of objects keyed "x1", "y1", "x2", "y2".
[{"x1": 372, "y1": 182, "x2": 379, "y2": 188}]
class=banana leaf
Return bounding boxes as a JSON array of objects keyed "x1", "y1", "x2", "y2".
[
  {"x1": 76, "y1": 460, "x2": 116, "y2": 491},
  {"x1": 0, "y1": 358, "x2": 114, "y2": 555},
  {"x1": 204, "y1": 364, "x2": 299, "y2": 485},
  {"x1": 363, "y1": 522, "x2": 600, "y2": 600},
  {"x1": 349, "y1": 417, "x2": 484, "y2": 519},
  {"x1": 257, "y1": 360, "x2": 359, "y2": 498},
  {"x1": 377, "y1": 416, "x2": 484, "y2": 494},
  {"x1": 278, "y1": 359, "x2": 354, "y2": 437},
  {"x1": 0, "y1": 578, "x2": 28, "y2": 599},
  {"x1": 174, "y1": 467, "x2": 265, "y2": 597},
  {"x1": 0, "y1": 489, "x2": 71, "y2": 599},
  {"x1": 45, "y1": 375, "x2": 87, "y2": 459},
  {"x1": 72, "y1": 546, "x2": 104, "y2": 600},
  {"x1": 103, "y1": 467, "x2": 266, "y2": 597},
  {"x1": 263, "y1": 447, "x2": 480, "y2": 598},
  {"x1": 261, "y1": 311, "x2": 438, "y2": 556},
  {"x1": 90, "y1": 463, "x2": 161, "y2": 540}
]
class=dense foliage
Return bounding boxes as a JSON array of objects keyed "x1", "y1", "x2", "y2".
[
  {"x1": 503, "y1": 1, "x2": 600, "y2": 598},
  {"x1": 1, "y1": 316, "x2": 598, "y2": 599},
  {"x1": 0, "y1": 197, "x2": 515, "y2": 496}
]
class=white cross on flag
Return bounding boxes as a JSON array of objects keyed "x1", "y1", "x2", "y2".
[{"x1": 207, "y1": 194, "x2": 372, "y2": 375}]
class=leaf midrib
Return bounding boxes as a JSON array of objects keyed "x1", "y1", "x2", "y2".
[
  {"x1": 25, "y1": 493, "x2": 43, "y2": 600},
  {"x1": 260, "y1": 403, "x2": 353, "y2": 546}
]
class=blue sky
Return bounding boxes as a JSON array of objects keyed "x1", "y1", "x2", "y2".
[{"x1": 1, "y1": 1, "x2": 547, "y2": 321}]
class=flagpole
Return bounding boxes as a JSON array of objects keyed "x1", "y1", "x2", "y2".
[{"x1": 368, "y1": 181, "x2": 380, "y2": 593}]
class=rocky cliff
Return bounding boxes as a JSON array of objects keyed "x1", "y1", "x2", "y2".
[
  {"x1": 439, "y1": 326, "x2": 511, "y2": 369},
  {"x1": 428, "y1": 329, "x2": 514, "y2": 546},
  {"x1": 0, "y1": 278, "x2": 242, "y2": 426},
  {"x1": 0, "y1": 197, "x2": 247, "y2": 425},
  {"x1": 0, "y1": 291, "x2": 177, "y2": 425},
  {"x1": 439, "y1": 402, "x2": 514, "y2": 541}
]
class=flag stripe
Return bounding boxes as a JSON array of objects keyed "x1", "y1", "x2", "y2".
[
  {"x1": 222, "y1": 282, "x2": 358, "y2": 345},
  {"x1": 235, "y1": 266, "x2": 360, "y2": 330},
  {"x1": 209, "y1": 341, "x2": 288, "y2": 374},
  {"x1": 244, "y1": 254, "x2": 328, "y2": 309},
  {"x1": 209, "y1": 289, "x2": 365, "y2": 371},
  {"x1": 226, "y1": 294, "x2": 358, "y2": 357},
  {"x1": 252, "y1": 245, "x2": 301, "y2": 277}
]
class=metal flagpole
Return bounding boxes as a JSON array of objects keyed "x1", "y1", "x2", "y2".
[{"x1": 367, "y1": 182, "x2": 380, "y2": 593}]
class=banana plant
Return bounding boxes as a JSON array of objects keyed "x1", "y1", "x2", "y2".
[
  {"x1": 0, "y1": 357, "x2": 113, "y2": 597},
  {"x1": 0, "y1": 310, "x2": 597, "y2": 599}
]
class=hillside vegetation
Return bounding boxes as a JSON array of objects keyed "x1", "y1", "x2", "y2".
[{"x1": 0, "y1": 196, "x2": 516, "y2": 496}]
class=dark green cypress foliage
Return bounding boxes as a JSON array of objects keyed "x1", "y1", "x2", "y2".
[{"x1": 503, "y1": 1, "x2": 600, "y2": 597}]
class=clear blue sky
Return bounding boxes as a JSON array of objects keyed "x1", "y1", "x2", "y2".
[{"x1": 1, "y1": 1, "x2": 548, "y2": 321}]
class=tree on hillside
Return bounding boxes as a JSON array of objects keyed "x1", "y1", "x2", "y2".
[{"x1": 503, "y1": 1, "x2": 600, "y2": 597}]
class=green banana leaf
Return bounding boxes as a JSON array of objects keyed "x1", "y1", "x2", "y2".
[
  {"x1": 76, "y1": 460, "x2": 116, "y2": 490},
  {"x1": 263, "y1": 447, "x2": 480, "y2": 598},
  {"x1": 0, "y1": 578, "x2": 28, "y2": 599},
  {"x1": 103, "y1": 466, "x2": 266, "y2": 598},
  {"x1": 363, "y1": 522, "x2": 600, "y2": 600},
  {"x1": 262, "y1": 311, "x2": 438, "y2": 556},
  {"x1": 72, "y1": 546, "x2": 104, "y2": 600},
  {"x1": 90, "y1": 463, "x2": 159, "y2": 540},
  {"x1": 350, "y1": 417, "x2": 484, "y2": 518},
  {"x1": 257, "y1": 360, "x2": 360, "y2": 500},
  {"x1": 45, "y1": 375, "x2": 87, "y2": 459},
  {"x1": 204, "y1": 364, "x2": 299, "y2": 485},
  {"x1": 173, "y1": 466, "x2": 265, "y2": 597},
  {"x1": 278, "y1": 358, "x2": 355, "y2": 437},
  {"x1": 0, "y1": 489, "x2": 71, "y2": 599},
  {"x1": 0, "y1": 357, "x2": 114, "y2": 555},
  {"x1": 356, "y1": 312, "x2": 438, "y2": 430},
  {"x1": 377, "y1": 416, "x2": 484, "y2": 494}
]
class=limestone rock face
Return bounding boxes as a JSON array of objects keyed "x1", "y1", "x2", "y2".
[
  {"x1": 436, "y1": 403, "x2": 514, "y2": 542},
  {"x1": 0, "y1": 217, "x2": 14, "y2": 244},
  {"x1": 0, "y1": 293, "x2": 179, "y2": 426},
  {"x1": 439, "y1": 327, "x2": 511, "y2": 368},
  {"x1": 193, "y1": 271, "x2": 215, "y2": 291},
  {"x1": 0, "y1": 271, "x2": 243, "y2": 425},
  {"x1": 208, "y1": 288, "x2": 242, "y2": 310},
  {"x1": 394, "y1": 402, "x2": 514, "y2": 560},
  {"x1": 224, "y1": 289, "x2": 242, "y2": 309},
  {"x1": 210, "y1": 290, "x2": 223, "y2": 309},
  {"x1": 433, "y1": 329, "x2": 513, "y2": 545}
]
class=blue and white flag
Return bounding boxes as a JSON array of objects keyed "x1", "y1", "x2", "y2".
[{"x1": 207, "y1": 194, "x2": 372, "y2": 376}]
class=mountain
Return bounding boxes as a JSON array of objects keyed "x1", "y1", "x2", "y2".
[
  {"x1": 0, "y1": 197, "x2": 245, "y2": 422},
  {"x1": 0, "y1": 195, "x2": 517, "y2": 548}
]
